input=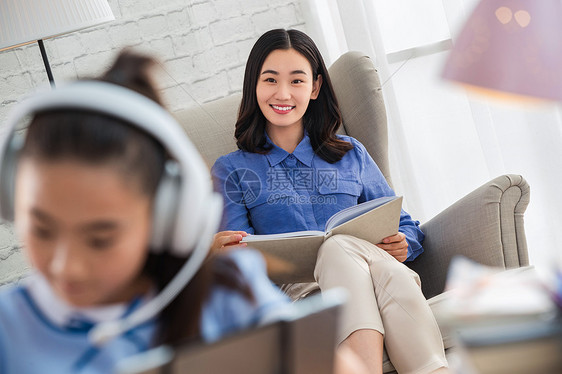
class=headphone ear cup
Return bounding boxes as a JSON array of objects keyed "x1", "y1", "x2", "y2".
[
  {"x1": 150, "y1": 161, "x2": 181, "y2": 253},
  {"x1": 168, "y1": 191, "x2": 222, "y2": 258},
  {"x1": 0, "y1": 133, "x2": 25, "y2": 222}
]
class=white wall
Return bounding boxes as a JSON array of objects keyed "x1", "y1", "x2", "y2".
[{"x1": 0, "y1": 0, "x2": 307, "y2": 285}]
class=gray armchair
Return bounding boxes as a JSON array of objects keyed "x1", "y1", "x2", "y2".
[
  {"x1": 174, "y1": 51, "x2": 530, "y2": 298},
  {"x1": 175, "y1": 50, "x2": 530, "y2": 373}
]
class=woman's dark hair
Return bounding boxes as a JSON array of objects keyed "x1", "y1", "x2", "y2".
[
  {"x1": 19, "y1": 50, "x2": 254, "y2": 345},
  {"x1": 236, "y1": 29, "x2": 353, "y2": 163}
]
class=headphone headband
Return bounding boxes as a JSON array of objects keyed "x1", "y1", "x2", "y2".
[{"x1": 0, "y1": 81, "x2": 218, "y2": 253}]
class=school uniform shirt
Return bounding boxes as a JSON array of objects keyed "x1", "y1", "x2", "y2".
[
  {"x1": 212, "y1": 133, "x2": 425, "y2": 261},
  {"x1": 0, "y1": 249, "x2": 289, "y2": 374}
]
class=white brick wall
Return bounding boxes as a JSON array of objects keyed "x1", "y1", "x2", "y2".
[{"x1": 0, "y1": 0, "x2": 307, "y2": 285}]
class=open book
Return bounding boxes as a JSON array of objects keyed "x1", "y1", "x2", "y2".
[{"x1": 242, "y1": 195, "x2": 403, "y2": 284}]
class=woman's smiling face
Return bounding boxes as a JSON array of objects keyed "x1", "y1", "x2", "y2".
[{"x1": 256, "y1": 48, "x2": 322, "y2": 132}]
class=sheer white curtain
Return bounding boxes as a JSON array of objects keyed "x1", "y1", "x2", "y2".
[{"x1": 301, "y1": 0, "x2": 562, "y2": 268}]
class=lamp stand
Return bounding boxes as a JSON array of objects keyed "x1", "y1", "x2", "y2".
[{"x1": 37, "y1": 39, "x2": 56, "y2": 89}]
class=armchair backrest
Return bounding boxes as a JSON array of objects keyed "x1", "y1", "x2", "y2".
[
  {"x1": 174, "y1": 51, "x2": 391, "y2": 188},
  {"x1": 329, "y1": 52, "x2": 391, "y2": 188}
]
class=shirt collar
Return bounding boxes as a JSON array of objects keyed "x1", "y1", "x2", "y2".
[
  {"x1": 264, "y1": 131, "x2": 314, "y2": 167},
  {"x1": 25, "y1": 272, "x2": 153, "y2": 329}
]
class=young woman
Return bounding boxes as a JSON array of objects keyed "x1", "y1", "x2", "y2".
[
  {"x1": 212, "y1": 29, "x2": 450, "y2": 374},
  {"x1": 0, "y1": 51, "x2": 289, "y2": 373}
]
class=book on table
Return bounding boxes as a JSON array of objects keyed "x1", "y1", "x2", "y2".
[{"x1": 241, "y1": 195, "x2": 403, "y2": 284}]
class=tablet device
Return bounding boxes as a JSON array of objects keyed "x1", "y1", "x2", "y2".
[{"x1": 116, "y1": 288, "x2": 346, "y2": 374}]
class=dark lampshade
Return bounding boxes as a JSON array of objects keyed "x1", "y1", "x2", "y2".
[{"x1": 442, "y1": 0, "x2": 562, "y2": 102}]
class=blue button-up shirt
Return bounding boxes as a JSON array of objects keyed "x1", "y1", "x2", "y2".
[{"x1": 211, "y1": 133, "x2": 424, "y2": 261}]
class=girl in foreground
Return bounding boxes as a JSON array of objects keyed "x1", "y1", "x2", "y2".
[
  {"x1": 0, "y1": 51, "x2": 290, "y2": 373},
  {"x1": 212, "y1": 29, "x2": 449, "y2": 374}
]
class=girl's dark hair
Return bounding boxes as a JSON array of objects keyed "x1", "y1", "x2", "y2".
[
  {"x1": 19, "y1": 50, "x2": 254, "y2": 345},
  {"x1": 236, "y1": 29, "x2": 353, "y2": 163}
]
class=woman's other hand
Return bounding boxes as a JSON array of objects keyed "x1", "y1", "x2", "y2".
[
  {"x1": 377, "y1": 232, "x2": 408, "y2": 262},
  {"x1": 211, "y1": 231, "x2": 248, "y2": 253}
]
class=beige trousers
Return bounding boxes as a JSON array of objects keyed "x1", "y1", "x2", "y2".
[{"x1": 284, "y1": 234, "x2": 449, "y2": 374}]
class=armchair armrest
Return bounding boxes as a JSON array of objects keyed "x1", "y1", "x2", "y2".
[{"x1": 407, "y1": 174, "x2": 530, "y2": 299}]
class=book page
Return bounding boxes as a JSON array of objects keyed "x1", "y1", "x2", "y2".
[
  {"x1": 324, "y1": 195, "x2": 399, "y2": 232},
  {"x1": 241, "y1": 230, "x2": 324, "y2": 242},
  {"x1": 244, "y1": 235, "x2": 326, "y2": 284},
  {"x1": 327, "y1": 196, "x2": 403, "y2": 246}
]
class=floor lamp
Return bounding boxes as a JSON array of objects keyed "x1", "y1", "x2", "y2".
[
  {"x1": 442, "y1": 0, "x2": 562, "y2": 103},
  {"x1": 0, "y1": 0, "x2": 115, "y2": 88}
]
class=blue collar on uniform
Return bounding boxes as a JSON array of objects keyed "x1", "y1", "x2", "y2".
[{"x1": 264, "y1": 131, "x2": 314, "y2": 167}]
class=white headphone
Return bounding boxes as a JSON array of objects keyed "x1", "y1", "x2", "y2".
[{"x1": 0, "y1": 81, "x2": 223, "y2": 345}]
